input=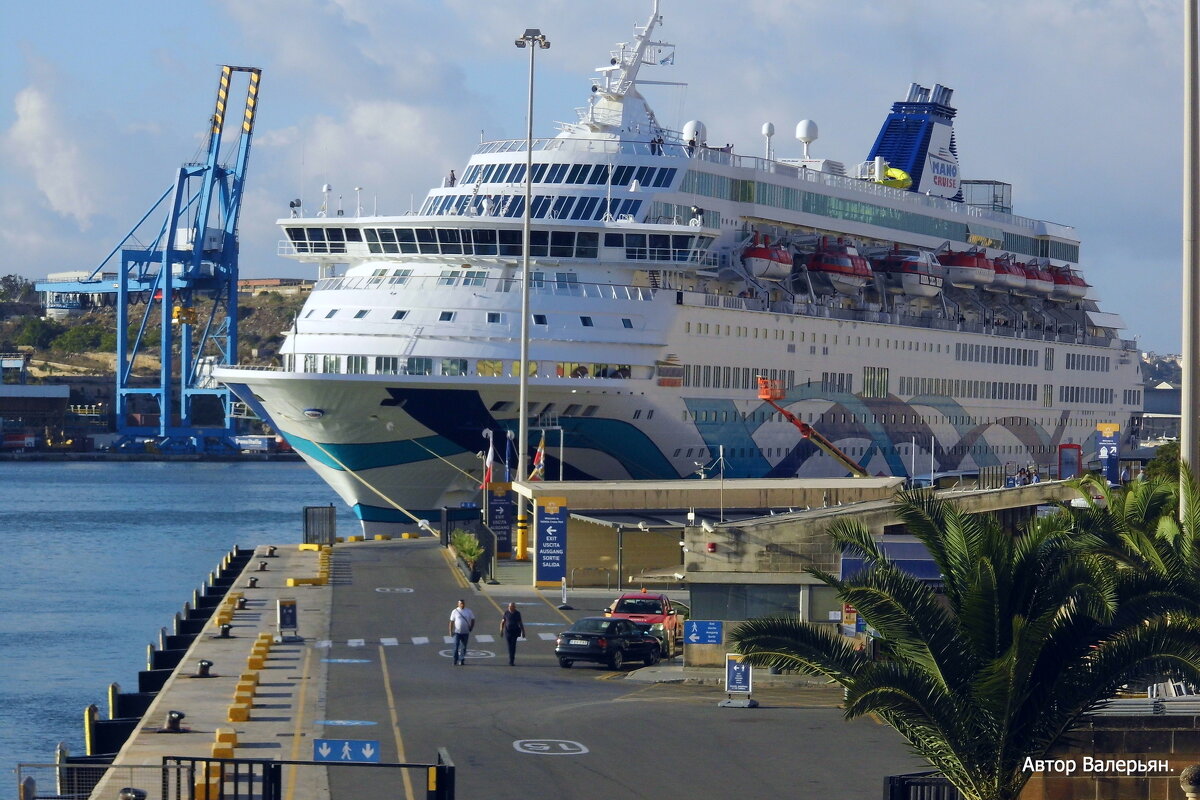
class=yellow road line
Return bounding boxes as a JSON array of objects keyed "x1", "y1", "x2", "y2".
[
  {"x1": 531, "y1": 588, "x2": 576, "y2": 623},
  {"x1": 285, "y1": 646, "x2": 313, "y2": 800},
  {"x1": 439, "y1": 547, "x2": 470, "y2": 589},
  {"x1": 380, "y1": 646, "x2": 416, "y2": 800}
]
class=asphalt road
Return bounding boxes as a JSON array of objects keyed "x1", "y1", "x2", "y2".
[{"x1": 307, "y1": 539, "x2": 924, "y2": 800}]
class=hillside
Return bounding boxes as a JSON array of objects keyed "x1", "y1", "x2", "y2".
[{"x1": 0, "y1": 292, "x2": 305, "y2": 378}]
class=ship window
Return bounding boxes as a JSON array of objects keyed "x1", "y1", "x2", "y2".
[
  {"x1": 346, "y1": 355, "x2": 367, "y2": 374},
  {"x1": 438, "y1": 270, "x2": 461, "y2": 286},
  {"x1": 471, "y1": 228, "x2": 498, "y2": 254},
  {"x1": 463, "y1": 270, "x2": 487, "y2": 287},
  {"x1": 304, "y1": 309, "x2": 316, "y2": 318},
  {"x1": 566, "y1": 164, "x2": 589, "y2": 183},
  {"x1": 533, "y1": 314, "x2": 547, "y2": 325},
  {"x1": 509, "y1": 164, "x2": 526, "y2": 183},
  {"x1": 530, "y1": 271, "x2": 545, "y2": 288},
  {"x1": 389, "y1": 268, "x2": 413, "y2": 285},
  {"x1": 494, "y1": 164, "x2": 512, "y2": 183},
  {"x1": 394, "y1": 228, "x2": 418, "y2": 253},
  {"x1": 481, "y1": 164, "x2": 497, "y2": 182},
  {"x1": 549, "y1": 196, "x2": 575, "y2": 219},
  {"x1": 580, "y1": 316, "x2": 594, "y2": 327},
  {"x1": 498, "y1": 229, "x2": 523, "y2": 256},
  {"x1": 405, "y1": 357, "x2": 432, "y2": 375},
  {"x1": 415, "y1": 228, "x2": 438, "y2": 254},
  {"x1": 441, "y1": 358, "x2": 468, "y2": 376},
  {"x1": 489, "y1": 401, "x2": 514, "y2": 412},
  {"x1": 325, "y1": 309, "x2": 338, "y2": 319},
  {"x1": 477, "y1": 360, "x2": 504, "y2": 377},
  {"x1": 576, "y1": 231, "x2": 599, "y2": 258},
  {"x1": 323, "y1": 355, "x2": 340, "y2": 373},
  {"x1": 564, "y1": 404, "x2": 582, "y2": 415},
  {"x1": 531, "y1": 163, "x2": 547, "y2": 182},
  {"x1": 546, "y1": 163, "x2": 569, "y2": 183},
  {"x1": 345, "y1": 228, "x2": 362, "y2": 242},
  {"x1": 550, "y1": 231, "x2": 575, "y2": 257},
  {"x1": 635, "y1": 166, "x2": 655, "y2": 186},
  {"x1": 327, "y1": 228, "x2": 345, "y2": 242},
  {"x1": 571, "y1": 197, "x2": 599, "y2": 219},
  {"x1": 587, "y1": 164, "x2": 611, "y2": 185},
  {"x1": 392, "y1": 310, "x2": 408, "y2": 320},
  {"x1": 583, "y1": 405, "x2": 599, "y2": 417},
  {"x1": 605, "y1": 233, "x2": 624, "y2": 247},
  {"x1": 375, "y1": 228, "x2": 398, "y2": 254},
  {"x1": 286, "y1": 227, "x2": 305, "y2": 241},
  {"x1": 303, "y1": 354, "x2": 318, "y2": 372},
  {"x1": 531, "y1": 195, "x2": 552, "y2": 218},
  {"x1": 652, "y1": 167, "x2": 677, "y2": 187},
  {"x1": 487, "y1": 312, "x2": 502, "y2": 324},
  {"x1": 622, "y1": 318, "x2": 633, "y2": 329},
  {"x1": 612, "y1": 165, "x2": 635, "y2": 186},
  {"x1": 439, "y1": 311, "x2": 455, "y2": 321},
  {"x1": 529, "y1": 229, "x2": 549, "y2": 256},
  {"x1": 354, "y1": 309, "x2": 369, "y2": 319},
  {"x1": 375, "y1": 356, "x2": 399, "y2": 374},
  {"x1": 437, "y1": 228, "x2": 463, "y2": 254}
]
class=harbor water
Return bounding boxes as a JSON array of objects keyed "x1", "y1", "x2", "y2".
[{"x1": 0, "y1": 461, "x2": 359, "y2": 785}]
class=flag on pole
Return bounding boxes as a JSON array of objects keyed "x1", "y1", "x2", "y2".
[
  {"x1": 480, "y1": 437, "x2": 497, "y2": 489},
  {"x1": 528, "y1": 433, "x2": 546, "y2": 481}
]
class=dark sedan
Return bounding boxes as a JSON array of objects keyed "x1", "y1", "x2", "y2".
[{"x1": 555, "y1": 616, "x2": 661, "y2": 669}]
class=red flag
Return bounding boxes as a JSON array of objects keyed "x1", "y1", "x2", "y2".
[
  {"x1": 480, "y1": 438, "x2": 497, "y2": 489},
  {"x1": 528, "y1": 433, "x2": 546, "y2": 481}
]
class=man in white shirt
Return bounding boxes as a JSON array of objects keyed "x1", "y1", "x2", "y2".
[{"x1": 448, "y1": 599, "x2": 476, "y2": 665}]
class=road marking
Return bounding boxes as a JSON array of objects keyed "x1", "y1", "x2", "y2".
[
  {"x1": 379, "y1": 646, "x2": 416, "y2": 800},
  {"x1": 380, "y1": 637, "x2": 399, "y2": 646},
  {"x1": 475, "y1": 634, "x2": 495, "y2": 643},
  {"x1": 348, "y1": 638, "x2": 365, "y2": 647},
  {"x1": 315, "y1": 640, "x2": 332, "y2": 648},
  {"x1": 411, "y1": 636, "x2": 429, "y2": 645},
  {"x1": 513, "y1": 739, "x2": 589, "y2": 755},
  {"x1": 438, "y1": 649, "x2": 495, "y2": 660},
  {"x1": 284, "y1": 643, "x2": 313, "y2": 800},
  {"x1": 322, "y1": 658, "x2": 371, "y2": 664},
  {"x1": 443, "y1": 636, "x2": 455, "y2": 644},
  {"x1": 375, "y1": 587, "x2": 415, "y2": 593},
  {"x1": 538, "y1": 632, "x2": 557, "y2": 641},
  {"x1": 531, "y1": 590, "x2": 576, "y2": 623},
  {"x1": 316, "y1": 720, "x2": 377, "y2": 726}
]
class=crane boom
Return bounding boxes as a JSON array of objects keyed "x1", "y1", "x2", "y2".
[{"x1": 756, "y1": 376, "x2": 870, "y2": 478}]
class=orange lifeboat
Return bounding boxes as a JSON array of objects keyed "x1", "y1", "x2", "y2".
[
  {"x1": 741, "y1": 234, "x2": 793, "y2": 280},
  {"x1": 937, "y1": 247, "x2": 995, "y2": 288}
]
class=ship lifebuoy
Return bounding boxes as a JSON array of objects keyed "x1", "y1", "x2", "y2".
[{"x1": 689, "y1": 217, "x2": 701, "y2": 227}]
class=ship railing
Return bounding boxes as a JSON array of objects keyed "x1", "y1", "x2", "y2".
[
  {"x1": 471, "y1": 137, "x2": 1047, "y2": 233},
  {"x1": 312, "y1": 272, "x2": 659, "y2": 301}
]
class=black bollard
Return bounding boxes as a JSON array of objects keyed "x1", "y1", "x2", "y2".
[{"x1": 196, "y1": 660, "x2": 213, "y2": 677}]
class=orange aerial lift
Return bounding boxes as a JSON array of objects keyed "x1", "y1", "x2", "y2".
[{"x1": 756, "y1": 376, "x2": 869, "y2": 478}]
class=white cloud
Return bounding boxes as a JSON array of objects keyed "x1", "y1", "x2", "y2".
[{"x1": 4, "y1": 86, "x2": 101, "y2": 229}]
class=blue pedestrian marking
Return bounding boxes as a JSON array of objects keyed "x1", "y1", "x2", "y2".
[{"x1": 314, "y1": 738, "x2": 381, "y2": 762}]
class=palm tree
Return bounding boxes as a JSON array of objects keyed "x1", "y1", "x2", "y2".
[
  {"x1": 730, "y1": 491, "x2": 1200, "y2": 800},
  {"x1": 1064, "y1": 470, "x2": 1200, "y2": 607}
]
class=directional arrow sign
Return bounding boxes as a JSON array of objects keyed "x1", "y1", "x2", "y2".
[
  {"x1": 313, "y1": 738, "x2": 381, "y2": 763},
  {"x1": 684, "y1": 620, "x2": 723, "y2": 645}
]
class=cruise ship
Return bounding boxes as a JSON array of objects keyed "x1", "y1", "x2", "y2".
[{"x1": 214, "y1": 1, "x2": 1143, "y2": 533}]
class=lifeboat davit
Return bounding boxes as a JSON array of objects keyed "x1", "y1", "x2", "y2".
[
  {"x1": 937, "y1": 247, "x2": 995, "y2": 288},
  {"x1": 1049, "y1": 265, "x2": 1088, "y2": 300},
  {"x1": 742, "y1": 234, "x2": 793, "y2": 280},
  {"x1": 869, "y1": 244, "x2": 944, "y2": 298},
  {"x1": 1020, "y1": 261, "x2": 1055, "y2": 295},
  {"x1": 989, "y1": 254, "x2": 1027, "y2": 292},
  {"x1": 798, "y1": 237, "x2": 873, "y2": 295}
]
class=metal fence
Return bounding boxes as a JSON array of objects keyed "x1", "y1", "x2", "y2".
[
  {"x1": 16, "y1": 762, "x2": 190, "y2": 800},
  {"x1": 883, "y1": 772, "x2": 962, "y2": 800}
]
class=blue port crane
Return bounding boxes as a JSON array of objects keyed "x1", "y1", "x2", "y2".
[{"x1": 36, "y1": 66, "x2": 261, "y2": 453}]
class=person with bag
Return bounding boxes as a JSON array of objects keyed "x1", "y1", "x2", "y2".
[{"x1": 500, "y1": 602, "x2": 525, "y2": 666}]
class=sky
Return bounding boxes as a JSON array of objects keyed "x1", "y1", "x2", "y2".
[{"x1": 0, "y1": 0, "x2": 1184, "y2": 353}]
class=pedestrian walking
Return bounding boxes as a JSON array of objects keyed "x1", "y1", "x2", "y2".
[
  {"x1": 500, "y1": 602, "x2": 525, "y2": 665},
  {"x1": 448, "y1": 599, "x2": 475, "y2": 665}
]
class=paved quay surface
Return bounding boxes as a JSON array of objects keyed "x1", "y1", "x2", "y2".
[{"x1": 104, "y1": 536, "x2": 926, "y2": 799}]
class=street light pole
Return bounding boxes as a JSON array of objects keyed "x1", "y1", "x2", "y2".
[{"x1": 514, "y1": 28, "x2": 549, "y2": 563}]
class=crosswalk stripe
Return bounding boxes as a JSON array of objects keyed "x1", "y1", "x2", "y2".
[
  {"x1": 443, "y1": 636, "x2": 456, "y2": 644},
  {"x1": 475, "y1": 634, "x2": 495, "y2": 643},
  {"x1": 380, "y1": 637, "x2": 399, "y2": 646},
  {"x1": 411, "y1": 636, "x2": 429, "y2": 645},
  {"x1": 315, "y1": 640, "x2": 332, "y2": 649},
  {"x1": 348, "y1": 638, "x2": 365, "y2": 647},
  {"x1": 538, "y1": 633, "x2": 557, "y2": 641}
]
